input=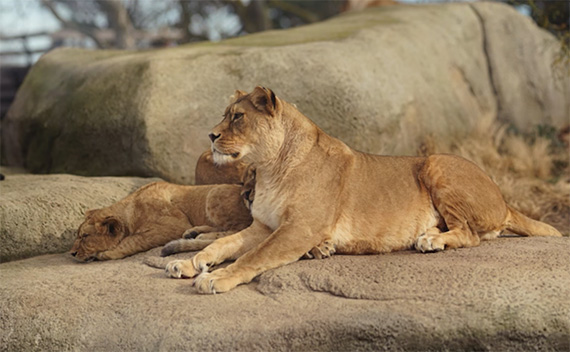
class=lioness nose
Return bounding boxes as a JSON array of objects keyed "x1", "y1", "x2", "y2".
[
  {"x1": 70, "y1": 251, "x2": 77, "y2": 257},
  {"x1": 209, "y1": 133, "x2": 221, "y2": 142}
]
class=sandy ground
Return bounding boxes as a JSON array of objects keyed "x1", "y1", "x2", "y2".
[{"x1": 1, "y1": 236, "x2": 568, "y2": 351}]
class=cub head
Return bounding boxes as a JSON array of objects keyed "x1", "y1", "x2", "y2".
[
  {"x1": 240, "y1": 164, "x2": 257, "y2": 210},
  {"x1": 209, "y1": 86, "x2": 285, "y2": 165},
  {"x1": 194, "y1": 150, "x2": 248, "y2": 185},
  {"x1": 69, "y1": 209, "x2": 127, "y2": 262}
]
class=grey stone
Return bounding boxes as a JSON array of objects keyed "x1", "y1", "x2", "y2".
[
  {"x1": 0, "y1": 237, "x2": 568, "y2": 350},
  {"x1": 3, "y1": 3, "x2": 567, "y2": 183}
]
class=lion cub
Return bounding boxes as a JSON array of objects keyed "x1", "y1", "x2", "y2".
[
  {"x1": 160, "y1": 165, "x2": 257, "y2": 257},
  {"x1": 195, "y1": 150, "x2": 248, "y2": 185},
  {"x1": 165, "y1": 87, "x2": 561, "y2": 294},
  {"x1": 70, "y1": 182, "x2": 252, "y2": 262}
]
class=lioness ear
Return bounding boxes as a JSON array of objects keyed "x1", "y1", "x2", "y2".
[
  {"x1": 250, "y1": 86, "x2": 282, "y2": 117},
  {"x1": 229, "y1": 90, "x2": 247, "y2": 104},
  {"x1": 102, "y1": 216, "x2": 123, "y2": 237}
]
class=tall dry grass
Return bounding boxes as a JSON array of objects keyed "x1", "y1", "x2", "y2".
[{"x1": 417, "y1": 114, "x2": 570, "y2": 236}]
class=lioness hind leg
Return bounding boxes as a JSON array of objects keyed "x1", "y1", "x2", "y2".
[
  {"x1": 415, "y1": 226, "x2": 480, "y2": 253},
  {"x1": 303, "y1": 239, "x2": 336, "y2": 259},
  {"x1": 418, "y1": 154, "x2": 508, "y2": 253}
]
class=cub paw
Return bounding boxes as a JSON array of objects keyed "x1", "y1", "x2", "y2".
[
  {"x1": 182, "y1": 229, "x2": 199, "y2": 239},
  {"x1": 415, "y1": 234, "x2": 445, "y2": 253},
  {"x1": 95, "y1": 251, "x2": 119, "y2": 261},
  {"x1": 304, "y1": 240, "x2": 336, "y2": 259},
  {"x1": 165, "y1": 259, "x2": 199, "y2": 279},
  {"x1": 193, "y1": 269, "x2": 239, "y2": 294},
  {"x1": 194, "y1": 232, "x2": 225, "y2": 241},
  {"x1": 161, "y1": 239, "x2": 183, "y2": 257}
]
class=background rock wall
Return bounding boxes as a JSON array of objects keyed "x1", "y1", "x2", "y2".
[{"x1": 2, "y1": 2, "x2": 567, "y2": 184}]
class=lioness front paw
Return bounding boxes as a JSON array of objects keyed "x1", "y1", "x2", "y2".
[
  {"x1": 415, "y1": 234, "x2": 445, "y2": 253},
  {"x1": 165, "y1": 259, "x2": 199, "y2": 278},
  {"x1": 193, "y1": 268, "x2": 239, "y2": 294},
  {"x1": 304, "y1": 240, "x2": 336, "y2": 259}
]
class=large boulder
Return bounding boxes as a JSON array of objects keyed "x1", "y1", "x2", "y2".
[
  {"x1": 2, "y1": 2, "x2": 567, "y2": 183},
  {"x1": 469, "y1": 4, "x2": 569, "y2": 130},
  {"x1": 0, "y1": 171, "x2": 159, "y2": 262},
  {"x1": 0, "y1": 237, "x2": 568, "y2": 350}
]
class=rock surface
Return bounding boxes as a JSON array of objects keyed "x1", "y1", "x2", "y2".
[
  {"x1": 3, "y1": 2, "x2": 567, "y2": 183},
  {"x1": 0, "y1": 172, "x2": 159, "y2": 262},
  {"x1": 1, "y1": 237, "x2": 568, "y2": 350}
]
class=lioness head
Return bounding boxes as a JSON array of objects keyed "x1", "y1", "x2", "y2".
[
  {"x1": 209, "y1": 86, "x2": 285, "y2": 165},
  {"x1": 70, "y1": 209, "x2": 127, "y2": 262}
]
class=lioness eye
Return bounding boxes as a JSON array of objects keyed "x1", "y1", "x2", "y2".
[
  {"x1": 232, "y1": 113, "x2": 243, "y2": 122},
  {"x1": 81, "y1": 233, "x2": 89, "y2": 239}
]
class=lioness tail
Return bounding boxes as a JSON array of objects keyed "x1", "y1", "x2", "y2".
[{"x1": 505, "y1": 206, "x2": 562, "y2": 237}]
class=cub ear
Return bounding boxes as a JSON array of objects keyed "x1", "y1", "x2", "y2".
[
  {"x1": 249, "y1": 86, "x2": 282, "y2": 117},
  {"x1": 102, "y1": 216, "x2": 123, "y2": 236},
  {"x1": 84, "y1": 208, "x2": 99, "y2": 219},
  {"x1": 229, "y1": 90, "x2": 247, "y2": 104},
  {"x1": 241, "y1": 164, "x2": 256, "y2": 186}
]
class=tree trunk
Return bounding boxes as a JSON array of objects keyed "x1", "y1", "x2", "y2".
[{"x1": 96, "y1": 0, "x2": 136, "y2": 49}]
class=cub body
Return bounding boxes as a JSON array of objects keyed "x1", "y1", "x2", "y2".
[
  {"x1": 71, "y1": 182, "x2": 252, "y2": 261},
  {"x1": 195, "y1": 150, "x2": 248, "y2": 185}
]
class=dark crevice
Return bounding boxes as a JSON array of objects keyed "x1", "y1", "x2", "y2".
[{"x1": 469, "y1": 4, "x2": 503, "y2": 123}]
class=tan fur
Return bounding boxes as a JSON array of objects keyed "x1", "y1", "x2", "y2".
[
  {"x1": 195, "y1": 150, "x2": 248, "y2": 185},
  {"x1": 70, "y1": 182, "x2": 252, "y2": 262},
  {"x1": 165, "y1": 87, "x2": 562, "y2": 293}
]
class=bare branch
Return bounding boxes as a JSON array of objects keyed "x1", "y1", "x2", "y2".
[
  {"x1": 96, "y1": 0, "x2": 136, "y2": 49},
  {"x1": 225, "y1": 0, "x2": 271, "y2": 34},
  {"x1": 177, "y1": 0, "x2": 192, "y2": 43},
  {"x1": 40, "y1": 0, "x2": 106, "y2": 48},
  {"x1": 126, "y1": 0, "x2": 139, "y2": 29}
]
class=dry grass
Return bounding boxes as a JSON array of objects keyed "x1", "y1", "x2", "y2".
[{"x1": 417, "y1": 113, "x2": 570, "y2": 236}]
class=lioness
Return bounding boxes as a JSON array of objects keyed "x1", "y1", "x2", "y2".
[
  {"x1": 165, "y1": 87, "x2": 562, "y2": 294},
  {"x1": 70, "y1": 182, "x2": 252, "y2": 261}
]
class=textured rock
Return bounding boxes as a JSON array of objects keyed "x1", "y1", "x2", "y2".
[
  {"x1": 3, "y1": 3, "x2": 567, "y2": 183},
  {"x1": 0, "y1": 172, "x2": 159, "y2": 262},
  {"x1": 470, "y1": 2, "x2": 569, "y2": 130},
  {"x1": 0, "y1": 237, "x2": 568, "y2": 350}
]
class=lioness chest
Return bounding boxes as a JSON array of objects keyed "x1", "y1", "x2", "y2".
[{"x1": 251, "y1": 183, "x2": 285, "y2": 231}]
